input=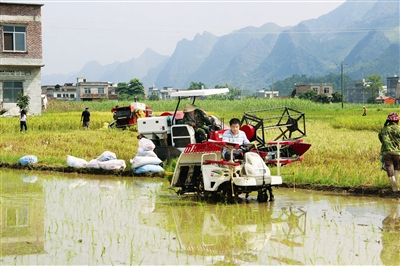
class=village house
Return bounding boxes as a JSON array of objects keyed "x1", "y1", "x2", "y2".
[
  {"x1": 295, "y1": 83, "x2": 333, "y2": 97},
  {"x1": 41, "y1": 83, "x2": 76, "y2": 101},
  {"x1": 75, "y1": 77, "x2": 118, "y2": 102},
  {"x1": 0, "y1": 2, "x2": 44, "y2": 115}
]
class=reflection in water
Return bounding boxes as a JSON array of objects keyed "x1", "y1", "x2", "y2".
[
  {"x1": 381, "y1": 204, "x2": 400, "y2": 265},
  {"x1": 0, "y1": 169, "x2": 399, "y2": 265},
  {"x1": 1, "y1": 173, "x2": 44, "y2": 257}
]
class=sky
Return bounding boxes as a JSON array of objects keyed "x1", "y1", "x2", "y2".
[{"x1": 7, "y1": 0, "x2": 345, "y2": 76}]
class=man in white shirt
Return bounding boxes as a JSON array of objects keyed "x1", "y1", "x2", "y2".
[{"x1": 222, "y1": 118, "x2": 250, "y2": 160}]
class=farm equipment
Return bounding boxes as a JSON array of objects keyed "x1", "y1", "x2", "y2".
[
  {"x1": 240, "y1": 107, "x2": 311, "y2": 165},
  {"x1": 137, "y1": 88, "x2": 229, "y2": 162},
  {"x1": 170, "y1": 140, "x2": 282, "y2": 203},
  {"x1": 109, "y1": 102, "x2": 152, "y2": 129}
]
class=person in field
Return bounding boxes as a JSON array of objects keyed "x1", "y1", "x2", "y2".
[
  {"x1": 378, "y1": 112, "x2": 400, "y2": 192},
  {"x1": 20, "y1": 109, "x2": 28, "y2": 133},
  {"x1": 182, "y1": 103, "x2": 212, "y2": 143},
  {"x1": 222, "y1": 118, "x2": 250, "y2": 161},
  {"x1": 81, "y1": 107, "x2": 90, "y2": 129}
]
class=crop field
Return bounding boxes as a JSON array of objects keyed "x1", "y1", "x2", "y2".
[{"x1": 0, "y1": 98, "x2": 397, "y2": 188}]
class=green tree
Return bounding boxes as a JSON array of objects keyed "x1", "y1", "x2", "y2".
[
  {"x1": 331, "y1": 92, "x2": 342, "y2": 103},
  {"x1": 213, "y1": 84, "x2": 242, "y2": 100},
  {"x1": 315, "y1": 94, "x2": 330, "y2": 104},
  {"x1": 148, "y1": 94, "x2": 159, "y2": 101},
  {"x1": 188, "y1": 81, "x2": 206, "y2": 90},
  {"x1": 364, "y1": 74, "x2": 383, "y2": 99},
  {"x1": 298, "y1": 89, "x2": 317, "y2": 101},
  {"x1": 116, "y1": 78, "x2": 145, "y2": 100},
  {"x1": 16, "y1": 91, "x2": 30, "y2": 111}
]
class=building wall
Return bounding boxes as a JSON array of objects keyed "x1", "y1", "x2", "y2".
[
  {"x1": 295, "y1": 83, "x2": 333, "y2": 96},
  {"x1": 0, "y1": 3, "x2": 43, "y2": 115}
]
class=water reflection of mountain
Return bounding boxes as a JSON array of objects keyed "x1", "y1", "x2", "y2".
[{"x1": 1, "y1": 174, "x2": 44, "y2": 257}]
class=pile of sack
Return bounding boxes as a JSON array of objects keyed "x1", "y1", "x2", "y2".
[
  {"x1": 67, "y1": 151, "x2": 126, "y2": 170},
  {"x1": 130, "y1": 137, "x2": 164, "y2": 174}
]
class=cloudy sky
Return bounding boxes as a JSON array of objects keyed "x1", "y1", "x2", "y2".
[{"x1": 12, "y1": 0, "x2": 345, "y2": 75}]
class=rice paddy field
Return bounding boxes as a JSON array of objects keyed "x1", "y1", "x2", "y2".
[
  {"x1": 1, "y1": 169, "x2": 399, "y2": 265},
  {"x1": 0, "y1": 98, "x2": 396, "y2": 188},
  {"x1": 1, "y1": 99, "x2": 400, "y2": 265}
]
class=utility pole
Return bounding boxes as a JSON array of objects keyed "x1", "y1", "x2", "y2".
[
  {"x1": 271, "y1": 76, "x2": 274, "y2": 99},
  {"x1": 341, "y1": 61, "x2": 344, "y2": 108}
]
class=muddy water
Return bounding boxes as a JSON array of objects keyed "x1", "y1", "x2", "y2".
[{"x1": 1, "y1": 169, "x2": 399, "y2": 265}]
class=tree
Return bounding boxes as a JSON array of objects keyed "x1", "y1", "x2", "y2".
[
  {"x1": 364, "y1": 74, "x2": 383, "y2": 99},
  {"x1": 315, "y1": 94, "x2": 330, "y2": 104},
  {"x1": 188, "y1": 81, "x2": 206, "y2": 90},
  {"x1": 148, "y1": 94, "x2": 159, "y2": 101},
  {"x1": 16, "y1": 91, "x2": 30, "y2": 111},
  {"x1": 116, "y1": 78, "x2": 145, "y2": 100},
  {"x1": 331, "y1": 92, "x2": 342, "y2": 103},
  {"x1": 298, "y1": 89, "x2": 317, "y2": 101}
]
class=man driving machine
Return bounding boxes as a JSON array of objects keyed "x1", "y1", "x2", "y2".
[{"x1": 222, "y1": 118, "x2": 251, "y2": 161}]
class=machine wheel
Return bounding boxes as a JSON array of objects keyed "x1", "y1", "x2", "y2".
[
  {"x1": 196, "y1": 177, "x2": 210, "y2": 201},
  {"x1": 257, "y1": 189, "x2": 269, "y2": 202}
]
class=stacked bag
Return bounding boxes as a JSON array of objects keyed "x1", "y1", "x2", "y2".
[
  {"x1": 131, "y1": 137, "x2": 164, "y2": 174},
  {"x1": 67, "y1": 151, "x2": 126, "y2": 170}
]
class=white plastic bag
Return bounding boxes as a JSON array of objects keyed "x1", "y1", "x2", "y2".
[
  {"x1": 18, "y1": 155, "x2": 38, "y2": 166},
  {"x1": 130, "y1": 156, "x2": 162, "y2": 168},
  {"x1": 98, "y1": 159, "x2": 126, "y2": 170},
  {"x1": 134, "y1": 164, "x2": 164, "y2": 174},
  {"x1": 67, "y1": 155, "x2": 88, "y2": 168},
  {"x1": 139, "y1": 138, "x2": 155, "y2": 151},
  {"x1": 136, "y1": 147, "x2": 158, "y2": 157},
  {"x1": 86, "y1": 159, "x2": 100, "y2": 169},
  {"x1": 96, "y1": 151, "x2": 117, "y2": 162}
]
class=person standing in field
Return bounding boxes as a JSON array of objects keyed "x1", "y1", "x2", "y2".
[
  {"x1": 81, "y1": 107, "x2": 90, "y2": 129},
  {"x1": 378, "y1": 112, "x2": 400, "y2": 192},
  {"x1": 20, "y1": 109, "x2": 27, "y2": 133},
  {"x1": 363, "y1": 106, "x2": 367, "y2": 116}
]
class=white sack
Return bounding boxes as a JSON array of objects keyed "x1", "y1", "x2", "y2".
[
  {"x1": 67, "y1": 155, "x2": 88, "y2": 168},
  {"x1": 139, "y1": 138, "x2": 155, "y2": 151},
  {"x1": 98, "y1": 159, "x2": 126, "y2": 170},
  {"x1": 86, "y1": 159, "x2": 100, "y2": 169},
  {"x1": 130, "y1": 156, "x2": 162, "y2": 168},
  {"x1": 96, "y1": 151, "x2": 117, "y2": 162}
]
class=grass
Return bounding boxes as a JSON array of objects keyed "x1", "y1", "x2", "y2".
[{"x1": 0, "y1": 98, "x2": 396, "y2": 188}]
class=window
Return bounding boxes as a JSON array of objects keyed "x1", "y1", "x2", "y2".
[
  {"x1": 84, "y1": 88, "x2": 91, "y2": 94},
  {"x1": 3, "y1": 81, "x2": 23, "y2": 102},
  {"x1": 3, "y1": 25, "x2": 26, "y2": 52},
  {"x1": 70, "y1": 94, "x2": 75, "y2": 98},
  {"x1": 324, "y1": 87, "x2": 330, "y2": 94},
  {"x1": 98, "y1": 88, "x2": 104, "y2": 94},
  {"x1": 312, "y1": 87, "x2": 318, "y2": 93},
  {"x1": 57, "y1": 94, "x2": 61, "y2": 98}
]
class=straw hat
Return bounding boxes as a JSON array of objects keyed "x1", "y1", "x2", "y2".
[
  {"x1": 387, "y1": 112, "x2": 400, "y2": 121},
  {"x1": 183, "y1": 103, "x2": 196, "y2": 113}
]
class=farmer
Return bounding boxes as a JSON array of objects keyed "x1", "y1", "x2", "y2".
[
  {"x1": 363, "y1": 106, "x2": 367, "y2": 116},
  {"x1": 81, "y1": 107, "x2": 90, "y2": 129},
  {"x1": 222, "y1": 118, "x2": 250, "y2": 161},
  {"x1": 182, "y1": 103, "x2": 212, "y2": 143},
  {"x1": 378, "y1": 112, "x2": 400, "y2": 192}
]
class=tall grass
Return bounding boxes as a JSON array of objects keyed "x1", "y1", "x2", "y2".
[{"x1": 0, "y1": 99, "x2": 397, "y2": 187}]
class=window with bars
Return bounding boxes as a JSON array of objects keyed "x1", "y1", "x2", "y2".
[{"x1": 3, "y1": 25, "x2": 26, "y2": 52}]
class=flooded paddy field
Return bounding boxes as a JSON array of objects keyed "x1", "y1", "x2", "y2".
[{"x1": 1, "y1": 169, "x2": 399, "y2": 265}]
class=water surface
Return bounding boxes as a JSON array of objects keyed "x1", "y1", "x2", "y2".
[{"x1": 1, "y1": 169, "x2": 399, "y2": 265}]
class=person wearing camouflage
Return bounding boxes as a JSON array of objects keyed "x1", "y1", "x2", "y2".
[
  {"x1": 378, "y1": 112, "x2": 400, "y2": 192},
  {"x1": 182, "y1": 103, "x2": 212, "y2": 142}
]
